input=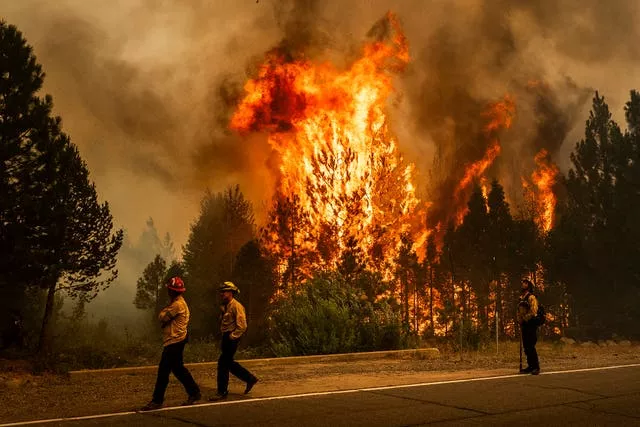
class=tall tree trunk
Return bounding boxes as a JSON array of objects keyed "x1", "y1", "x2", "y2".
[
  {"x1": 413, "y1": 286, "x2": 418, "y2": 334},
  {"x1": 404, "y1": 278, "x2": 409, "y2": 331},
  {"x1": 496, "y1": 277, "x2": 503, "y2": 336},
  {"x1": 38, "y1": 280, "x2": 57, "y2": 354},
  {"x1": 429, "y1": 268, "x2": 434, "y2": 336},
  {"x1": 290, "y1": 207, "x2": 295, "y2": 288}
]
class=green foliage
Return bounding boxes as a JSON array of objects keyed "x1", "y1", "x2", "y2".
[
  {"x1": 0, "y1": 21, "x2": 51, "y2": 291},
  {"x1": 134, "y1": 255, "x2": 167, "y2": 311},
  {"x1": 165, "y1": 261, "x2": 185, "y2": 282},
  {"x1": 133, "y1": 255, "x2": 168, "y2": 328},
  {"x1": 268, "y1": 272, "x2": 402, "y2": 356},
  {"x1": 451, "y1": 320, "x2": 483, "y2": 351},
  {"x1": 231, "y1": 240, "x2": 276, "y2": 346},
  {"x1": 0, "y1": 21, "x2": 123, "y2": 353},
  {"x1": 183, "y1": 185, "x2": 255, "y2": 338},
  {"x1": 548, "y1": 91, "x2": 640, "y2": 339}
]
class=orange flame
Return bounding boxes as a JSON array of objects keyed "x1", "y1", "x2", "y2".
[
  {"x1": 452, "y1": 96, "x2": 515, "y2": 224},
  {"x1": 531, "y1": 149, "x2": 559, "y2": 232},
  {"x1": 480, "y1": 177, "x2": 489, "y2": 211},
  {"x1": 231, "y1": 13, "x2": 425, "y2": 281}
]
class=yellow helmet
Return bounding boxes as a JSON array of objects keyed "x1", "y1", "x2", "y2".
[{"x1": 219, "y1": 281, "x2": 240, "y2": 295}]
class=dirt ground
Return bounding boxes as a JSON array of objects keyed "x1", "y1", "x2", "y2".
[{"x1": 1, "y1": 341, "x2": 639, "y2": 424}]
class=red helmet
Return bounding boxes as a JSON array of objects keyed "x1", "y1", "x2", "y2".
[{"x1": 167, "y1": 277, "x2": 186, "y2": 293}]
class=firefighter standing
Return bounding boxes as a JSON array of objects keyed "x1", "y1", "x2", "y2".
[
  {"x1": 517, "y1": 279, "x2": 540, "y2": 375},
  {"x1": 2, "y1": 311, "x2": 25, "y2": 349},
  {"x1": 141, "y1": 277, "x2": 201, "y2": 411},
  {"x1": 210, "y1": 281, "x2": 258, "y2": 400}
]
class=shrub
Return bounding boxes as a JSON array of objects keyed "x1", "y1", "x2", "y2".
[{"x1": 268, "y1": 272, "x2": 402, "y2": 356}]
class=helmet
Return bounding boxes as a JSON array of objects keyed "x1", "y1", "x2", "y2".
[
  {"x1": 219, "y1": 281, "x2": 240, "y2": 295},
  {"x1": 167, "y1": 277, "x2": 186, "y2": 293}
]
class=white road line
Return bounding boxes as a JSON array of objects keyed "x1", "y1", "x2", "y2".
[
  {"x1": 0, "y1": 412, "x2": 137, "y2": 427},
  {"x1": 2, "y1": 362, "x2": 639, "y2": 427}
]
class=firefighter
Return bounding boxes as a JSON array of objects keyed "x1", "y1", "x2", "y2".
[
  {"x1": 210, "y1": 281, "x2": 258, "y2": 400},
  {"x1": 2, "y1": 311, "x2": 25, "y2": 349},
  {"x1": 517, "y1": 279, "x2": 540, "y2": 375},
  {"x1": 141, "y1": 277, "x2": 201, "y2": 411}
]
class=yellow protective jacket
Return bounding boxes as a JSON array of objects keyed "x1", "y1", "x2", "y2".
[
  {"x1": 220, "y1": 298, "x2": 247, "y2": 340},
  {"x1": 517, "y1": 292, "x2": 538, "y2": 325},
  {"x1": 159, "y1": 295, "x2": 190, "y2": 347}
]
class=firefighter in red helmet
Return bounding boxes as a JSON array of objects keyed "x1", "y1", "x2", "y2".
[{"x1": 141, "y1": 277, "x2": 201, "y2": 411}]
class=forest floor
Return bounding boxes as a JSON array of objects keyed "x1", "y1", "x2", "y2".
[{"x1": 1, "y1": 340, "x2": 639, "y2": 424}]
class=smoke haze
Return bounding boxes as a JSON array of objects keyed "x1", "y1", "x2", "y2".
[{"x1": 3, "y1": 0, "x2": 640, "y2": 319}]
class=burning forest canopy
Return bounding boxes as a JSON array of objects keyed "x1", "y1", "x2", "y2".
[
  {"x1": 225, "y1": 12, "x2": 560, "y2": 284},
  {"x1": 4, "y1": 0, "x2": 638, "y2": 249},
  {"x1": 3, "y1": 1, "x2": 640, "y2": 350}
]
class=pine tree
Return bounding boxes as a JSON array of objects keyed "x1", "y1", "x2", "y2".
[
  {"x1": 422, "y1": 233, "x2": 439, "y2": 336},
  {"x1": 134, "y1": 218, "x2": 175, "y2": 265},
  {"x1": 261, "y1": 193, "x2": 318, "y2": 289},
  {"x1": 394, "y1": 233, "x2": 419, "y2": 334},
  {"x1": 550, "y1": 92, "x2": 633, "y2": 337},
  {"x1": 0, "y1": 22, "x2": 123, "y2": 352},
  {"x1": 486, "y1": 180, "x2": 513, "y2": 334},
  {"x1": 133, "y1": 255, "x2": 167, "y2": 323},
  {"x1": 457, "y1": 184, "x2": 491, "y2": 332},
  {"x1": 231, "y1": 239, "x2": 276, "y2": 345},
  {"x1": 338, "y1": 236, "x2": 366, "y2": 284},
  {"x1": 164, "y1": 261, "x2": 185, "y2": 282},
  {"x1": 183, "y1": 186, "x2": 255, "y2": 337}
]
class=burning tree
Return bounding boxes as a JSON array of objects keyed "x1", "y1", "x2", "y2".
[
  {"x1": 230, "y1": 13, "x2": 425, "y2": 288},
  {"x1": 227, "y1": 10, "x2": 544, "y2": 341},
  {"x1": 225, "y1": 10, "x2": 587, "y2": 344},
  {"x1": 522, "y1": 149, "x2": 560, "y2": 233}
]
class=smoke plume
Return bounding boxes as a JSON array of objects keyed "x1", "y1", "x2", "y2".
[{"x1": 4, "y1": 0, "x2": 640, "y2": 318}]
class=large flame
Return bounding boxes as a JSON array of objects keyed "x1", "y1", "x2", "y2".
[
  {"x1": 531, "y1": 148, "x2": 559, "y2": 232},
  {"x1": 231, "y1": 13, "x2": 424, "y2": 281},
  {"x1": 452, "y1": 96, "x2": 515, "y2": 224}
]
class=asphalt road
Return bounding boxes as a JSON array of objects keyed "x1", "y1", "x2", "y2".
[{"x1": 5, "y1": 364, "x2": 640, "y2": 427}]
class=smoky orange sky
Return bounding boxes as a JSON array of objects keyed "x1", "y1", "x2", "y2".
[{"x1": 3, "y1": 0, "x2": 640, "y2": 250}]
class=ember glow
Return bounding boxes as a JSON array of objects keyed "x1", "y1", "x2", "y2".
[
  {"x1": 531, "y1": 149, "x2": 559, "y2": 232},
  {"x1": 231, "y1": 13, "x2": 425, "y2": 280}
]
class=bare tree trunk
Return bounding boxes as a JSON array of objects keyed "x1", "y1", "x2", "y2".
[{"x1": 38, "y1": 280, "x2": 57, "y2": 354}]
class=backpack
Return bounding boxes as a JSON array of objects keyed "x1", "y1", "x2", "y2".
[{"x1": 535, "y1": 303, "x2": 546, "y2": 326}]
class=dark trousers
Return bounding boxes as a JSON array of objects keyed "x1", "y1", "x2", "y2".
[
  {"x1": 152, "y1": 339, "x2": 200, "y2": 403},
  {"x1": 217, "y1": 332, "x2": 256, "y2": 393},
  {"x1": 521, "y1": 322, "x2": 540, "y2": 370}
]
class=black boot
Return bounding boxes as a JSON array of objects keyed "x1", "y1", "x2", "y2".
[
  {"x1": 209, "y1": 391, "x2": 228, "y2": 401},
  {"x1": 245, "y1": 377, "x2": 259, "y2": 394}
]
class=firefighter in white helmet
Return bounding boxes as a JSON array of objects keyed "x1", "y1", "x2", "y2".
[{"x1": 210, "y1": 281, "x2": 259, "y2": 400}]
